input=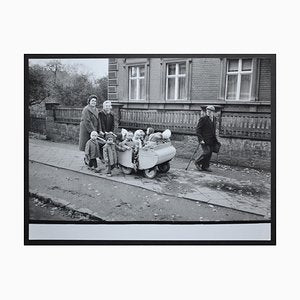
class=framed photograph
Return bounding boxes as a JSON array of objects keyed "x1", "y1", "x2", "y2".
[{"x1": 24, "y1": 54, "x2": 275, "y2": 245}]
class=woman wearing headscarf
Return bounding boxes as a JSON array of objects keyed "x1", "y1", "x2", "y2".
[
  {"x1": 79, "y1": 95, "x2": 99, "y2": 151},
  {"x1": 98, "y1": 100, "x2": 115, "y2": 134}
]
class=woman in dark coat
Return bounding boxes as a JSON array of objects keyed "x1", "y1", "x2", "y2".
[
  {"x1": 98, "y1": 100, "x2": 114, "y2": 133},
  {"x1": 79, "y1": 95, "x2": 99, "y2": 151}
]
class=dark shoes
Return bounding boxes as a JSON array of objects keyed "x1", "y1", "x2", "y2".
[
  {"x1": 194, "y1": 162, "x2": 213, "y2": 172},
  {"x1": 194, "y1": 162, "x2": 202, "y2": 171}
]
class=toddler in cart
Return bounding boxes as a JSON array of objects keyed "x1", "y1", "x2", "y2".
[
  {"x1": 119, "y1": 131, "x2": 139, "y2": 170},
  {"x1": 133, "y1": 129, "x2": 145, "y2": 148},
  {"x1": 144, "y1": 129, "x2": 172, "y2": 148}
]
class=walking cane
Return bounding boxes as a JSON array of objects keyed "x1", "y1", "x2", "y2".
[{"x1": 185, "y1": 143, "x2": 200, "y2": 171}]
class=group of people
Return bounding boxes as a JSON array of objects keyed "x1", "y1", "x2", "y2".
[
  {"x1": 79, "y1": 95, "x2": 172, "y2": 176},
  {"x1": 78, "y1": 95, "x2": 116, "y2": 175},
  {"x1": 79, "y1": 94, "x2": 220, "y2": 176}
]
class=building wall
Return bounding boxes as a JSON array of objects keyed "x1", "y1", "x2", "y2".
[
  {"x1": 190, "y1": 58, "x2": 221, "y2": 100},
  {"x1": 109, "y1": 57, "x2": 272, "y2": 107},
  {"x1": 108, "y1": 58, "x2": 118, "y2": 101},
  {"x1": 116, "y1": 58, "x2": 125, "y2": 101},
  {"x1": 149, "y1": 59, "x2": 162, "y2": 101},
  {"x1": 111, "y1": 58, "x2": 223, "y2": 103},
  {"x1": 258, "y1": 58, "x2": 272, "y2": 102}
]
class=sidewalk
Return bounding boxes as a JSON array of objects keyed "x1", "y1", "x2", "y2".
[{"x1": 28, "y1": 138, "x2": 271, "y2": 218}]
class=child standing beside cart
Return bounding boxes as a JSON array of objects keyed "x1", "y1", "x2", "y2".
[
  {"x1": 103, "y1": 132, "x2": 129, "y2": 176},
  {"x1": 84, "y1": 131, "x2": 103, "y2": 172}
]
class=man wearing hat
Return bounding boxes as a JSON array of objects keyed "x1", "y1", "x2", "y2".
[{"x1": 194, "y1": 105, "x2": 219, "y2": 172}]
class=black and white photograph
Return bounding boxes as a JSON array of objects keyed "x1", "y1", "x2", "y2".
[
  {"x1": 25, "y1": 55, "x2": 275, "y2": 244},
  {"x1": 5, "y1": 0, "x2": 300, "y2": 299}
]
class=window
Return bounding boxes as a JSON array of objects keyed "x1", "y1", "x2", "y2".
[
  {"x1": 129, "y1": 66, "x2": 145, "y2": 100},
  {"x1": 166, "y1": 62, "x2": 187, "y2": 100},
  {"x1": 225, "y1": 59, "x2": 253, "y2": 100}
]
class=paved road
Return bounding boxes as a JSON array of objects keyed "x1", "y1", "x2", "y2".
[
  {"x1": 29, "y1": 161, "x2": 264, "y2": 222},
  {"x1": 29, "y1": 196, "x2": 94, "y2": 221}
]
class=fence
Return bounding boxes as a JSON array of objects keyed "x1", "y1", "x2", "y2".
[
  {"x1": 120, "y1": 109, "x2": 271, "y2": 140},
  {"x1": 219, "y1": 112, "x2": 271, "y2": 140},
  {"x1": 120, "y1": 109, "x2": 202, "y2": 134},
  {"x1": 30, "y1": 107, "x2": 271, "y2": 141},
  {"x1": 54, "y1": 107, "x2": 82, "y2": 124}
]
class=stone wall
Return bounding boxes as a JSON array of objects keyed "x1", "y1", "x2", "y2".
[
  {"x1": 171, "y1": 134, "x2": 271, "y2": 170},
  {"x1": 46, "y1": 121, "x2": 80, "y2": 144},
  {"x1": 42, "y1": 118, "x2": 271, "y2": 170},
  {"x1": 30, "y1": 116, "x2": 47, "y2": 135}
]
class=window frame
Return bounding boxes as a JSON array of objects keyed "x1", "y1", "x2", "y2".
[
  {"x1": 219, "y1": 58, "x2": 260, "y2": 102},
  {"x1": 161, "y1": 58, "x2": 191, "y2": 102},
  {"x1": 165, "y1": 62, "x2": 187, "y2": 100},
  {"x1": 122, "y1": 58, "x2": 149, "y2": 102},
  {"x1": 225, "y1": 58, "x2": 254, "y2": 101},
  {"x1": 128, "y1": 65, "x2": 146, "y2": 101}
]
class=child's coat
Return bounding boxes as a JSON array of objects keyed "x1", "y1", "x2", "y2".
[
  {"x1": 103, "y1": 143, "x2": 118, "y2": 166},
  {"x1": 85, "y1": 139, "x2": 101, "y2": 159}
]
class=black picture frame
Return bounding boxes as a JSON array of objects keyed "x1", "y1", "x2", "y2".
[{"x1": 24, "y1": 54, "x2": 276, "y2": 245}]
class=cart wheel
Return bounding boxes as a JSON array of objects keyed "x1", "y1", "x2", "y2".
[
  {"x1": 143, "y1": 167, "x2": 157, "y2": 179},
  {"x1": 121, "y1": 166, "x2": 132, "y2": 175},
  {"x1": 158, "y1": 162, "x2": 170, "y2": 173}
]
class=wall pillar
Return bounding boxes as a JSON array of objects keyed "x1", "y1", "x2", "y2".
[
  {"x1": 45, "y1": 102, "x2": 60, "y2": 140},
  {"x1": 108, "y1": 58, "x2": 119, "y2": 101}
]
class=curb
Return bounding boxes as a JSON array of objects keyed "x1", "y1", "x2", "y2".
[
  {"x1": 29, "y1": 159, "x2": 267, "y2": 218},
  {"x1": 29, "y1": 190, "x2": 105, "y2": 221}
]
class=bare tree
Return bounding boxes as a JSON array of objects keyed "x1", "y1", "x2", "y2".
[
  {"x1": 46, "y1": 60, "x2": 63, "y2": 84},
  {"x1": 28, "y1": 65, "x2": 49, "y2": 106},
  {"x1": 28, "y1": 61, "x2": 108, "y2": 107}
]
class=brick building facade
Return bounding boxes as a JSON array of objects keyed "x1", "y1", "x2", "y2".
[
  {"x1": 108, "y1": 57, "x2": 271, "y2": 108},
  {"x1": 107, "y1": 56, "x2": 273, "y2": 170}
]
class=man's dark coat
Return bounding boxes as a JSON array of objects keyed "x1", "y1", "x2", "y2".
[{"x1": 196, "y1": 115, "x2": 217, "y2": 146}]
